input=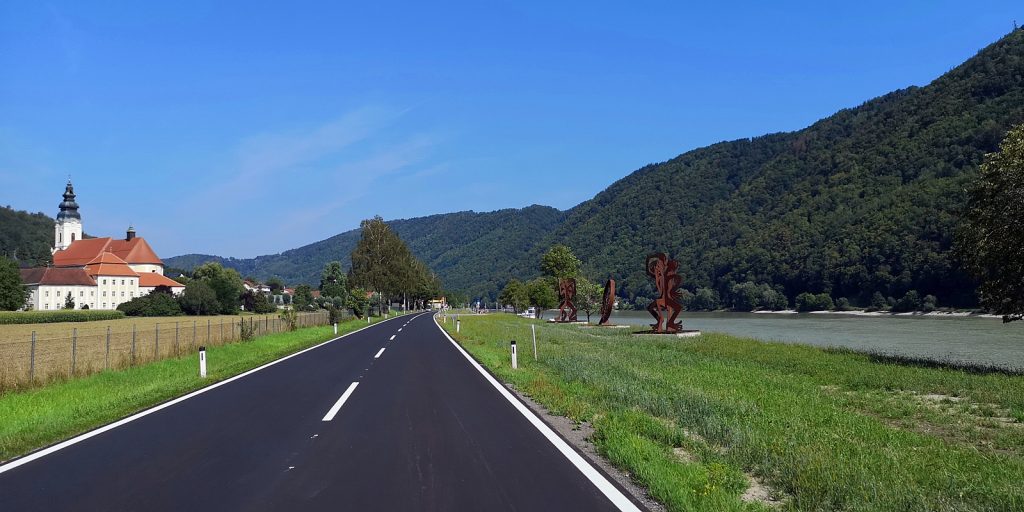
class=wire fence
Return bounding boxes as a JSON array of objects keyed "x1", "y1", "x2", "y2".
[{"x1": 0, "y1": 311, "x2": 330, "y2": 391}]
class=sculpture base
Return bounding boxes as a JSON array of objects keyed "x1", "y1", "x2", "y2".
[
  {"x1": 549, "y1": 319, "x2": 586, "y2": 324},
  {"x1": 596, "y1": 324, "x2": 631, "y2": 328},
  {"x1": 632, "y1": 330, "x2": 702, "y2": 338}
]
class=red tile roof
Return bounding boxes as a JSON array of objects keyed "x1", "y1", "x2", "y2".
[
  {"x1": 53, "y1": 237, "x2": 163, "y2": 267},
  {"x1": 84, "y1": 252, "x2": 140, "y2": 277},
  {"x1": 20, "y1": 267, "x2": 97, "y2": 286},
  {"x1": 139, "y1": 273, "x2": 184, "y2": 288}
]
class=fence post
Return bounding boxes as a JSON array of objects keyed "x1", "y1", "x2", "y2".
[
  {"x1": 155, "y1": 323, "x2": 160, "y2": 359},
  {"x1": 220, "y1": 320, "x2": 223, "y2": 342},
  {"x1": 131, "y1": 324, "x2": 137, "y2": 365},
  {"x1": 71, "y1": 327, "x2": 78, "y2": 375},
  {"x1": 207, "y1": 319, "x2": 211, "y2": 345},
  {"x1": 30, "y1": 331, "x2": 36, "y2": 382},
  {"x1": 105, "y1": 326, "x2": 111, "y2": 369},
  {"x1": 193, "y1": 321, "x2": 197, "y2": 348},
  {"x1": 175, "y1": 321, "x2": 180, "y2": 355}
]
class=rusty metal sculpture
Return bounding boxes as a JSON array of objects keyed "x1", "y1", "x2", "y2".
[
  {"x1": 557, "y1": 278, "x2": 578, "y2": 322},
  {"x1": 598, "y1": 278, "x2": 616, "y2": 325},
  {"x1": 646, "y1": 253, "x2": 683, "y2": 333}
]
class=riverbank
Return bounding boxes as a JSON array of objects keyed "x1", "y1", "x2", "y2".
[
  {"x1": 444, "y1": 315, "x2": 1024, "y2": 511},
  {"x1": 0, "y1": 314, "x2": 402, "y2": 462}
]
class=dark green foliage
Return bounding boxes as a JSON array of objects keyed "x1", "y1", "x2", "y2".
[
  {"x1": 526, "y1": 278, "x2": 558, "y2": 317},
  {"x1": 0, "y1": 207, "x2": 54, "y2": 267},
  {"x1": 347, "y1": 287, "x2": 370, "y2": 318},
  {"x1": 835, "y1": 297, "x2": 853, "y2": 311},
  {"x1": 266, "y1": 277, "x2": 284, "y2": 294},
  {"x1": 0, "y1": 256, "x2": 28, "y2": 311},
  {"x1": 795, "y1": 292, "x2": 835, "y2": 312},
  {"x1": 957, "y1": 123, "x2": 1024, "y2": 322},
  {"x1": 319, "y1": 261, "x2": 347, "y2": 301},
  {"x1": 892, "y1": 290, "x2": 923, "y2": 313},
  {"x1": 192, "y1": 262, "x2": 244, "y2": 314},
  {"x1": 293, "y1": 284, "x2": 315, "y2": 311},
  {"x1": 689, "y1": 288, "x2": 720, "y2": 311},
  {"x1": 0, "y1": 310, "x2": 125, "y2": 324},
  {"x1": 867, "y1": 292, "x2": 889, "y2": 312},
  {"x1": 498, "y1": 279, "x2": 529, "y2": 313},
  {"x1": 117, "y1": 291, "x2": 183, "y2": 317},
  {"x1": 62, "y1": 292, "x2": 75, "y2": 310},
  {"x1": 178, "y1": 281, "x2": 219, "y2": 315},
  {"x1": 540, "y1": 244, "x2": 582, "y2": 279},
  {"x1": 575, "y1": 278, "x2": 602, "y2": 322},
  {"x1": 730, "y1": 282, "x2": 761, "y2": 311},
  {"x1": 241, "y1": 290, "x2": 276, "y2": 314},
  {"x1": 922, "y1": 294, "x2": 939, "y2": 313}
]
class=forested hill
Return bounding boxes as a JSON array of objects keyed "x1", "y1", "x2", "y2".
[
  {"x1": 167, "y1": 205, "x2": 565, "y2": 299},
  {"x1": 0, "y1": 206, "x2": 56, "y2": 267},
  {"x1": 544, "y1": 28, "x2": 1024, "y2": 307},
  {"x1": 105, "y1": 29, "x2": 1024, "y2": 307}
]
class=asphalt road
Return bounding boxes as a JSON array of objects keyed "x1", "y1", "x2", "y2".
[{"x1": 0, "y1": 312, "x2": 643, "y2": 511}]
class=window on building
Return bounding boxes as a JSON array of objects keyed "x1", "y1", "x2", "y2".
[
  {"x1": 102, "y1": 291, "x2": 106, "y2": 297},
  {"x1": 130, "y1": 292, "x2": 134, "y2": 298},
  {"x1": 121, "y1": 291, "x2": 125, "y2": 297},
  {"x1": 45, "y1": 291, "x2": 49, "y2": 297},
  {"x1": 90, "y1": 291, "x2": 94, "y2": 296},
  {"x1": 80, "y1": 291, "x2": 84, "y2": 297},
  {"x1": 103, "y1": 279, "x2": 107, "y2": 285},
  {"x1": 45, "y1": 304, "x2": 49, "y2": 309},
  {"x1": 103, "y1": 303, "x2": 106, "y2": 308},
  {"x1": 71, "y1": 233, "x2": 76, "y2": 242},
  {"x1": 121, "y1": 279, "x2": 125, "y2": 285}
]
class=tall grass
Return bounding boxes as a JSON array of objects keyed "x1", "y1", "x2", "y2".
[{"x1": 446, "y1": 315, "x2": 1024, "y2": 511}]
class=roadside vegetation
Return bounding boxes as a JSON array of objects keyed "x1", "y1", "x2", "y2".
[
  {"x1": 0, "y1": 314, "x2": 401, "y2": 462},
  {"x1": 445, "y1": 314, "x2": 1024, "y2": 511}
]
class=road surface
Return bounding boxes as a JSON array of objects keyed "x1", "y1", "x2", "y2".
[{"x1": 0, "y1": 312, "x2": 643, "y2": 511}]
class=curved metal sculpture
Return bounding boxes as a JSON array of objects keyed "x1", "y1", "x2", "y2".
[
  {"x1": 598, "y1": 278, "x2": 616, "y2": 325},
  {"x1": 557, "y1": 278, "x2": 578, "y2": 322},
  {"x1": 646, "y1": 253, "x2": 683, "y2": 333}
]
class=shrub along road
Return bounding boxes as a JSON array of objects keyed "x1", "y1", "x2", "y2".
[{"x1": 0, "y1": 312, "x2": 641, "y2": 511}]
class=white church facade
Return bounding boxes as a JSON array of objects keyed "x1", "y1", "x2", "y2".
[{"x1": 20, "y1": 181, "x2": 183, "y2": 311}]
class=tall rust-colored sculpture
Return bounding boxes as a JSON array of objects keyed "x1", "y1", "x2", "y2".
[
  {"x1": 557, "y1": 278, "x2": 578, "y2": 322},
  {"x1": 646, "y1": 253, "x2": 683, "y2": 333},
  {"x1": 598, "y1": 278, "x2": 616, "y2": 325}
]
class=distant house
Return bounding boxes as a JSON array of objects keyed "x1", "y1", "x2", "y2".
[{"x1": 19, "y1": 181, "x2": 183, "y2": 311}]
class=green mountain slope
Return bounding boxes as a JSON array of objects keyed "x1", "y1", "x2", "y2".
[
  {"x1": 546, "y1": 29, "x2": 1024, "y2": 307},
  {"x1": 167, "y1": 205, "x2": 565, "y2": 299},
  {"x1": 0, "y1": 206, "x2": 56, "y2": 267},
  {"x1": 35, "y1": 30, "x2": 1024, "y2": 307}
]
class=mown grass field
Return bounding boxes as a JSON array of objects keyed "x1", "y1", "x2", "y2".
[
  {"x1": 444, "y1": 314, "x2": 1024, "y2": 511},
  {"x1": 0, "y1": 312, "x2": 327, "y2": 389},
  {"x1": 0, "y1": 313, "x2": 401, "y2": 461}
]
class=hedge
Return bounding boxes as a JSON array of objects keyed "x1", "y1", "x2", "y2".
[{"x1": 0, "y1": 310, "x2": 126, "y2": 324}]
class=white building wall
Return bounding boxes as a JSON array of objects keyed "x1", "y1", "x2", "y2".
[
  {"x1": 128, "y1": 264, "x2": 164, "y2": 275},
  {"x1": 139, "y1": 286, "x2": 184, "y2": 297},
  {"x1": 94, "y1": 275, "x2": 140, "y2": 310},
  {"x1": 34, "y1": 285, "x2": 97, "y2": 310},
  {"x1": 53, "y1": 219, "x2": 82, "y2": 253}
]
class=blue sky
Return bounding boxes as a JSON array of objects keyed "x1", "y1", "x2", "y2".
[{"x1": 1, "y1": 1, "x2": 1020, "y2": 258}]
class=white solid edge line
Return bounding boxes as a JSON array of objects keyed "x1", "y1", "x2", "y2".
[
  {"x1": 321, "y1": 382, "x2": 359, "y2": 421},
  {"x1": 431, "y1": 315, "x2": 641, "y2": 512},
  {"x1": 374, "y1": 347, "x2": 386, "y2": 359},
  {"x1": 0, "y1": 312, "x2": 423, "y2": 474}
]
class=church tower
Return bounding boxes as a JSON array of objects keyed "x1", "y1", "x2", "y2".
[{"x1": 54, "y1": 180, "x2": 83, "y2": 253}]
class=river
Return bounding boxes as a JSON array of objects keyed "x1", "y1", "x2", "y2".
[{"x1": 539, "y1": 310, "x2": 1024, "y2": 371}]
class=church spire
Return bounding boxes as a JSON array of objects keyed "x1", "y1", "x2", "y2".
[{"x1": 57, "y1": 180, "x2": 81, "y2": 221}]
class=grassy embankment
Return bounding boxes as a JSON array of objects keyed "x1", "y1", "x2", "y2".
[
  {"x1": 0, "y1": 312, "x2": 315, "y2": 389},
  {"x1": 444, "y1": 314, "x2": 1024, "y2": 512},
  {"x1": 0, "y1": 313, "x2": 401, "y2": 462}
]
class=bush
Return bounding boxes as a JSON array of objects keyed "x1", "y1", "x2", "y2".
[
  {"x1": 0, "y1": 310, "x2": 125, "y2": 324},
  {"x1": 689, "y1": 288, "x2": 720, "y2": 311},
  {"x1": 761, "y1": 288, "x2": 789, "y2": 311},
  {"x1": 892, "y1": 290, "x2": 923, "y2": 313},
  {"x1": 922, "y1": 294, "x2": 938, "y2": 313},
  {"x1": 835, "y1": 297, "x2": 853, "y2": 311},
  {"x1": 118, "y1": 291, "x2": 183, "y2": 317},
  {"x1": 867, "y1": 292, "x2": 888, "y2": 312},
  {"x1": 178, "y1": 281, "x2": 220, "y2": 315},
  {"x1": 279, "y1": 307, "x2": 298, "y2": 331},
  {"x1": 796, "y1": 292, "x2": 835, "y2": 312},
  {"x1": 242, "y1": 290, "x2": 276, "y2": 314}
]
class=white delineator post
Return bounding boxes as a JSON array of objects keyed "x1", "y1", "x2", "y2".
[
  {"x1": 333, "y1": 323, "x2": 338, "y2": 335},
  {"x1": 199, "y1": 346, "x2": 207, "y2": 378},
  {"x1": 532, "y1": 324, "x2": 537, "y2": 360},
  {"x1": 511, "y1": 340, "x2": 518, "y2": 369},
  {"x1": 456, "y1": 319, "x2": 460, "y2": 333}
]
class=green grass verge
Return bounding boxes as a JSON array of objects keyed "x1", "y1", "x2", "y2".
[
  {"x1": 0, "y1": 313, "x2": 404, "y2": 462},
  {"x1": 444, "y1": 315, "x2": 1024, "y2": 512}
]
